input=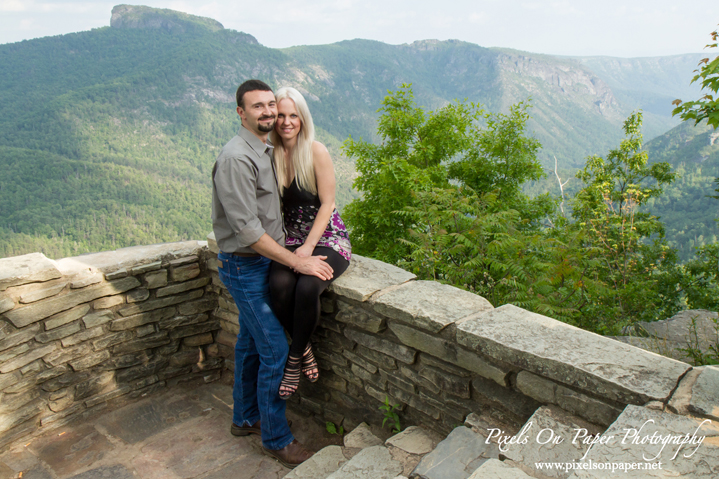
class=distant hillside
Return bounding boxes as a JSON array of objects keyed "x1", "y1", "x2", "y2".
[
  {"x1": 0, "y1": 4, "x2": 706, "y2": 259},
  {"x1": 644, "y1": 122, "x2": 719, "y2": 261}
]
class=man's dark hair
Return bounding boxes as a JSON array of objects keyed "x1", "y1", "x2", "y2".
[{"x1": 236, "y1": 79, "x2": 273, "y2": 108}]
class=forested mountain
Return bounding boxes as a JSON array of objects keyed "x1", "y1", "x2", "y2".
[{"x1": 0, "y1": 4, "x2": 708, "y2": 259}]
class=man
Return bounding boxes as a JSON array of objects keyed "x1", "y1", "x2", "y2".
[{"x1": 211, "y1": 79, "x2": 333, "y2": 468}]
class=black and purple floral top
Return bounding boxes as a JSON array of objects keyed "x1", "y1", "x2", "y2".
[{"x1": 282, "y1": 178, "x2": 352, "y2": 262}]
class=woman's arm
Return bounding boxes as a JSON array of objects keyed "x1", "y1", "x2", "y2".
[{"x1": 294, "y1": 141, "x2": 336, "y2": 258}]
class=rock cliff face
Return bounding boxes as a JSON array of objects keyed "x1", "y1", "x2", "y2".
[{"x1": 110, "y1": 4, "x2": 226, "y2": 34}]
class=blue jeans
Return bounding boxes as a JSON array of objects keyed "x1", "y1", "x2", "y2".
[{"x1": 217, "y1": 252, "x2": 294, "y2": 450}]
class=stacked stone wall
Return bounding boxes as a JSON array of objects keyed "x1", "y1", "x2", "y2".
[
  {"x1": 0, "y1": 242, "x2": 227, "y2": 448},
  {"x1": 1, "y1": 237, "x2": 700, "y2": 448},
  {"x1": 206, "y1": 235, "x2": 693, "y2": 437}
]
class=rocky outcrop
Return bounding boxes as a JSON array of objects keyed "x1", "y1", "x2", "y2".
[{"x1": 110, "y1": 4, "x2": 225, "y2": 34}]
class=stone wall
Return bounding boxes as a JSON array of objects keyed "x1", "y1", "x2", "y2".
[
  {"x1": 205, "y1": 235, "x2": 694, "y2": 437},
  {"x1": 0, "y1": 242, "x2": 225, "y2": 448},
  {"x1": 0, "y1": 238, "x2": 701, "y2": 448}
]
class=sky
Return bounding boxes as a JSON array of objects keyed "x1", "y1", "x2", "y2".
[{"x1": 0, "y1": 0, "x2": 717, "y2": 57}]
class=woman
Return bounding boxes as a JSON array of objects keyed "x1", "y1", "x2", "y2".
[{"x1": 269, "y1": 87, "x2": 351, "y2": 400}]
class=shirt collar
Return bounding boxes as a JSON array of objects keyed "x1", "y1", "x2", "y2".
[{"x1": 239, "y1": 125, "x2": 274, "y2": 156}]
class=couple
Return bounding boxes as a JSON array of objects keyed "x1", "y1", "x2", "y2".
[{"x1": 211, "y1": 79, "x2": 350, "y2": 468}]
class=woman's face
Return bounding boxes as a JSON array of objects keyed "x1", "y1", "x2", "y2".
[{"x1": 275, "y1": 98, "x2": 302, "y2": 143}]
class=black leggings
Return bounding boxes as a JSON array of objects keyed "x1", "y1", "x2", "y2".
[{"x1": 269, "y1": 246, "x2": 349, "y2": 357}]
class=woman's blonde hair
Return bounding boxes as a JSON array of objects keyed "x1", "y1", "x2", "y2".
[{"x1": 271, "y1": 87, "x2": 317, "y2": 195}]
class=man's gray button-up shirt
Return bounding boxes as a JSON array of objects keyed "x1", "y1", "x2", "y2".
[{"x1": 211, "y1": 125, "x2": 285, "y2": 254}]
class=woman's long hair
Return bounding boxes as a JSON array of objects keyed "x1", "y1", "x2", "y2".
[{"x1": 271, "y1": 87, "x2": 316, "y2": 195}]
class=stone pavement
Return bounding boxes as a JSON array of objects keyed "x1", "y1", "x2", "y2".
[{"x1": 0, "y1": 375, "x2": 342, "y2": 479}]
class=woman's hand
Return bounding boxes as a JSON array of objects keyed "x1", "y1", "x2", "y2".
[{"x1": 294, "y1": 244, "x2": 314, "y2": 258}]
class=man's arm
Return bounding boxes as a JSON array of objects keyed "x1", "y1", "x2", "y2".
[{"x1": 250, "y1": 234, "x2": 334, "y2": 281}]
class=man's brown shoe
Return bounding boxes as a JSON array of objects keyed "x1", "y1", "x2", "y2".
[
  {"x1": 263, "y1": 439, "x2": 314, "y2": 469},
  {"x1": 231, "y1": 419, "x2": 292, "y2": 437}
]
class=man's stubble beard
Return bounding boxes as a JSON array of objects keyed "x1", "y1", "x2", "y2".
[{"x1": 258, "y1": 118, "x2": 276, "y2": 133}]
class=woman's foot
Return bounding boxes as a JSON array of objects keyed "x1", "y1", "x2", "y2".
[
  {"x1": 301, "y1": 344, "x2": 319, "y2": 383},
  {"x1": 279, "y1": 354, "x2": 301, "y2": 400}
]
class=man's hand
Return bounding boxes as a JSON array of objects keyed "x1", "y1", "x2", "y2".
[
  {"x1": 293, "y1": 255, "x2": 333, "y2": 281},
  {"x1": 294, "y1": 243, "x2": 314, "y2": 258}
]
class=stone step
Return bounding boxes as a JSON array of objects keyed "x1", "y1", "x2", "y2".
[
  {"x1": 326, "y1": 445, "x2": 404, "y2": 479},
  {"x1": 410, "y1": 425, "x2": 500, "y2": 479},
  {"x1": 567, "y1": 405, "x2": 719, "y2": 478},
  {"x1": 501, "y1": 405, "x2": 602, "y2": 479}
]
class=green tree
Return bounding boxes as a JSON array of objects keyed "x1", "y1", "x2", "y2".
[{"x1": 672, "y1": 25, "x2": 719, "y2": 128}]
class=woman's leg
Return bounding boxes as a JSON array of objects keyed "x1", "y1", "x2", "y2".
[
  {"x1": 289, "y1": 247, "x2": 350, "y2": 360},
  {"x1": 269, "y1": 258, "x2": 299, "y2": 336}
]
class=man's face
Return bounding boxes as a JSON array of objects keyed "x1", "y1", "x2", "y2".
[{"x1": 237, "y1": 90, "x2": 277, "y2": 137}]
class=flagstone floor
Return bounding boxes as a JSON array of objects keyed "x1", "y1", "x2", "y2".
[{"x1": 0, "y1": 375, "x2": 341, "y2": 479}]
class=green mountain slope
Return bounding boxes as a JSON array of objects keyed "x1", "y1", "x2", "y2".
[{"x1": 0, "y1": 4, "x2": 706, "y2": 259}]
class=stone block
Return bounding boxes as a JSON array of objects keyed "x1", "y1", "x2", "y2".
[
  {"x1": 105, "y1": 268, "x2": 128, "y2": 280},
  {"x1": 633, "y1": 309, "x2": 719, "y2": 359},
  {"x1": 170, "y1": 350, "x2": 200, "y2": 367},
  {"x1": 178, "y1": 298, "x2": 215, "y2": 315},
  {"x1": 111, "y1": 307, "x2": 176, "y2": 331},
  {"x1": 329, "y1": 254, "x2": 416, "y2": 302},
  {"x1": 468, "y1": 459, "x2": 532, "y2": 479},
  {"x1": 4, "y1": 276, "x2": 140, "y2": 328},
  {"x1": 44, "y1": 343, "x2": 92, "y2": 367},
  {"x1": 420, "y1": 366, "x2": 470, "y2": 398},
  {"x1": 689, "y1": 365, "x2": 719, "y2": 421},
  {"x1": 70, "y1": 274, "x2": 103, "y2": 289},
  {"x1": 19, "y1": 282, "x2": 66, "y2": 304},
  {"x1": 389, "y1": 322, "x2": 508, "y2": 386},
  {"x1": 168, "y1": 321, "x2": 219, "y2": 341},
  {"x1": 0, "y1": 324, "x2": 39, "y2": 353},
  {"x1": 44, "y1": 304, "x2": 91, "y2": 330},
  {"x1": 116, "y1": 359, "x2": 168, "y2": 383},
  {"x1": 328, "y1": 445, "x2": 403, "y2": 478},
  {"x1": 0, "y1": 371, "x2": 21, "y2": 391},
  {"x1": 0, "y1": 343, "x2": 29, "y2": 363},
  {"x1": 216, "y1": 329, "x2": 236, "y2": 348},
  {"x1": 74, "y1": 371, "x2": 115, "y2": 400},
  {"x1": 0, "y1": 398, "x2": 44, "y2": 434},
  {"x1": 389, "y1": 385, "x2": 441, "y2": 420},
  {"x1": 100, "y1": 351, "x2": 147, "y2": 370},
  {"x1": 70, "y1": 350, "x2": 111, "y2": 371},
  {"x1": 400, "y1": 365, "x2": 439, "y2": 395},
  {"x1": 344, "y1": 328, "x2": 416, "y2": 364},
  {"x1": 127, "y1": 288, "x2": 150, "y2": 303},
  {"x1": 158, "y1": 313, "x2": 208, "y2": 331},
  {"x1": 374, "y1": 280, "x2": 493, "y2": 333},
  {"x1": 93, "y1": 331, "x2": 133, "y2": 350},
  {"x1": 130, "y1": 261, "x2": 162, "y2": 275},
  {"x1": 472, "y1": 376, "x2": 540, "y2": 421},
  {"x1": 41, "y1": 370, "x2": 90, "y2": 392},
  {"x1": 332, "y1": 364, "x2": 363, "y2": 387},
  {"x1": 184, "y1": 333, "x2": 213, "y2": 347},
  {"x1": 351, "y1": 363, "x2": 386, "y2": 389},
  {"x1": 85, "y1": 386, "x2": 131, "y2": 408},
  {"x1": 0, "y1": 297, "x2": 15, "y2": 314},
  {"x1": 49, "y1": 394, "x2": 75, "y2": 413},
  {"x1": 171, "y1": 263, "x2": 201, "y2": 282},
  {"x1": 555, "y1": 386, "x2": 623, "y2": 427},
  {"x1": 318, "y1": 371, "x2": 347, "y2": 393},
  {"x1": 36, "y1": 322, "x2": 82, "y2": 343},
  {"x1": 156, "y1": 277, "x2": 210, "y2": 298},
  {"x1": 220, "y1": 320, "x2": 239, "y2": 336},
  {"x1": 82, "y1": 310, "x2": 115, "y2": 328},
  {"x1": 93, "y1": 296, "x2": 124, "y2": 309},
  {"x1": 412, "y1": 426, "x2": 494, "y2": 479},
  {"x1": 457, "y1": 304, "x2": 692, "y2": 404},
  {"x1": 570, "y1": 405, "x2": 719, "y2": 478},
  {"x1": 0, "y1": 388, "x2": 41, "y2": 413},
  {"x1": 169, "y1": 255, "x2": 199, "y2": 267},
  {"x1": 117, "y1": 289, "x2": 202, "y2": 317},
  {"x1": 155, "y1": 340, "x2": 181, "y2": 357},
  {"x1": 419, "y1": 354, "x2": 473, "y2": 377},
  {"x1": 0, "y1": 343, "x2": 57, "y2": 373},
  {"x1": 0, "y1": 253, "x2": 62, "y2": 291},
  {"x1": 111, "y1": 333, "x2": 171, "y2": 354},
  {"x1": 136, "y1": 324, "x2": 156, "y2": 337},
  {"x1": 284, "y1": 444, "x2": 346, "y2": 479},
  {"x1": 356, "y1": 345, "x2": 397, "y2": 370},
  {"x1": 144, "y1": 269, "x2": 168, "y2": 289},
  {"x1": 503, "y1": 406, "x2": 602, "y2": 479},
  {"x1": 343, "y1": 349, "x2": 378, "y2": 374},
  {"x1": 336, "y1": 301, "x2": 386, "y2": 333},
  {"x1": 344, "y1": 422, "x2": 384, "y2": 448},
  {"x1": 20, "y1": 359, "x2": 44, "y2": 375},
  {"x1": 218, "y1": 295, "x2": 239, "y2": 314},
  {"x1": 383, "y1": 371, "x2": 416, "y2": 394},
  {"x1": 386, "y1": 425, "x2": 437, "y2": 455},
  {"x1": 516, "y1": 370, "x2": 557, "y2": 404},
  {"x1": 207, "y1": 232, "x2": 219, "y2": 254}
]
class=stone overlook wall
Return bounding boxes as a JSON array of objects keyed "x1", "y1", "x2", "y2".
[
  {"x1": 204, "y1": 234, "x2": 697, "y2": 436},
  {"x1": 0, "y1": 242, "x2": 223, "y2": 448},
  {"x1": 1, "y1": 238, "x2": 712, "y2": 451}
]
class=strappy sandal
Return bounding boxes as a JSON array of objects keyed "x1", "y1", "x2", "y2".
[
  {"x1": 301, "y1": 344, "x2": 319, "y2": 383},
  {"x1": 279, "y1": 354, "x2": 301, "y2": 400}
]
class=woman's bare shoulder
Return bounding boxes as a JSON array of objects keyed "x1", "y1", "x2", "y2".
[{"x1": 312, "y1": 141, "x2": 329, "y2": 155}]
